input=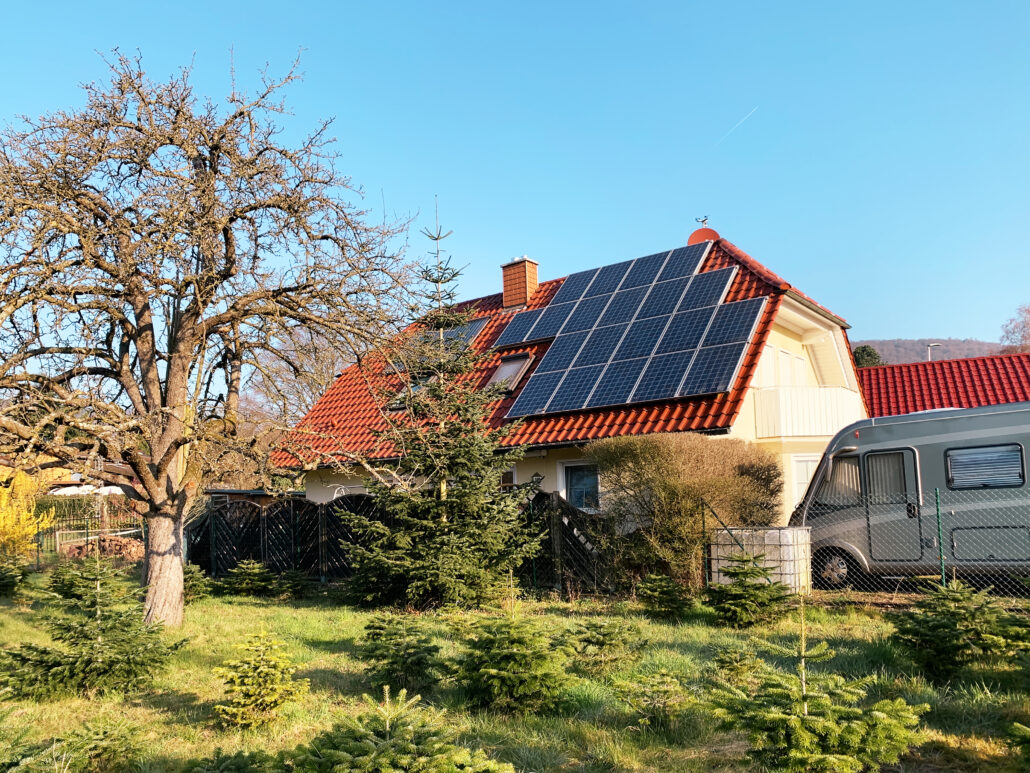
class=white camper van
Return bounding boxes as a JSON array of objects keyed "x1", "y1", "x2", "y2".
[{"x1": 789, "y1": 401, "x2": 1030, "y2": 588}]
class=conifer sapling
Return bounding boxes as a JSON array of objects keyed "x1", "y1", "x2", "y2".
[{"x1": 706, "y1": 551, "x2": 792, "y2": 628}]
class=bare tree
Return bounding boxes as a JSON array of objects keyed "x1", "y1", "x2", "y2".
[
  {"x1": 0, "y1": 54, "x2": 411, "y2": 625},
  {"x1": 1000, "y1": 303, "x2": 1030, "y2": 354}
]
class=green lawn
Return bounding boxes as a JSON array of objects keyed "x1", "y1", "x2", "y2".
[{"x1": 1, "y1": 573, "x2": 1028, "y2": 772}]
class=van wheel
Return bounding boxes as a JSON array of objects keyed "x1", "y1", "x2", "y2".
[{"x1": 813, "y1": 549, "x2": 862, "y2": 589}]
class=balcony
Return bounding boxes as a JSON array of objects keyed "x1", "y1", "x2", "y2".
[{"x1": 753, "y1": 386, "x2": 865, "y2": 439}]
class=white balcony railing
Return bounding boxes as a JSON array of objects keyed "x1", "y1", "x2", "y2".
[{"x1": 753, "y1": 386, "x2": 865, "y2": 439}]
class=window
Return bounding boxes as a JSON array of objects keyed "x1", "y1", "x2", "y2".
[
  {"x1": 813, "y1": 455, "x2": 860, "y2": 507},
  {"x1": 500, "y1": 467, "x2": 516, "y2": 492},
  {"x1": 487, "y1": 354, "x2": 533, "y2": 392},
  {"x1": 866, "y1": 451, "x2": 907, "y2": 504},
  {"x1": 946, "y1": 444, "x2": 1024, "y2": 489},
  {"x1": 564, "y1": 464, "x2": 599, "y2": 511}
]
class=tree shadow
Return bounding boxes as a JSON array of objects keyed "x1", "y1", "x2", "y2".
[
  {"x1": 136, "y1": 687, "x2": 219, "y2": 724},
  {"x1": 296, "y1": 665, "x2": 368, "y2": 697},
  {"x1": 300, "y1": 635, "x2": 360, "y2": 657}
]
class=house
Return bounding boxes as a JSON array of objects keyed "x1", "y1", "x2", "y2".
[
  {"x1": 858, "y1": 352, "x2": 1030, "y2": 417},
  {"x1": 272, "y1": 227, "x2": 867, "y2": 523}
]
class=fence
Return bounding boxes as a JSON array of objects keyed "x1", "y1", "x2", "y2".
[
  {"x1": 34, "y1": 495, "x2": 142, "y2": 555},
  {"x1": 800, "y1": 487, "x2": 1030, "y2": 593}
]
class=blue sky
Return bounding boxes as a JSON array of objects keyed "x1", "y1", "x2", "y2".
[{"x1": 2, "y1": 1, "x2": 1026, "y2": 342}]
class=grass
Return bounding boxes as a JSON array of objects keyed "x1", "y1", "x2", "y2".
[{"x1": 1, "y1": 571, "x2": 1029, "y2": 772}]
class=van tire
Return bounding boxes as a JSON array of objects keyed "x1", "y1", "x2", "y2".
[{"x1": 813, "y1": 548, "x2": 863, "y2": 589}]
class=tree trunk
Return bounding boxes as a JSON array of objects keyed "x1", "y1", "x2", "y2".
[{"x1": 143, "y1": 511, "x2": 184, "y2": 626}]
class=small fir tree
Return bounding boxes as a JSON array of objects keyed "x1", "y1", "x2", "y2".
[
  {"x1": 213, "y1": 632, "x2": 309, "y2": 728},
  {"x1": 0, "y1": 554, "x2": 176, "y2": 698},
  {"x1": 183, "y1": 562, "x2": 213, "y2": 604},
  {"x1": 0, "y1": 558, "x2": 25, "y2": 597},
  {"x1": 216, "y1": 560, "x2": 280, "y2": 597},
  {"x1": 712, "y1": 645, "x2": 765, "y2": 690},
  {"x1": 358, "y1": 613, "x2": 445, "y2": 693},
  {"x1": 341, "y1": 218, "x2": 538, "y2": 609},
  {"x1": 637, "y1": 574, "x2": 692, "y2": 620},
  {"x1": 715, "y1": 598, "x2": 927, "y2": 772},
  {"x1": 889, "y1": 580, "x2": 1012, "y2": 681},
  {"x1": 706, "y1": 552, "x2": 792, "y2": 628},
  {"x1": 1008, "y1": 722, "x2": 1030, "y2": 769},
  {"x1": 558, "y1": 619, "x2": 646, "y2": 676},
  {"x1": 613, "y1": 670, "x2": 693, "y2": 731}
]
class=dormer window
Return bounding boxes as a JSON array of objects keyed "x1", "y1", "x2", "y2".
[{"x1": 487, "y1": 354, "x2": 533, "y2": 393}]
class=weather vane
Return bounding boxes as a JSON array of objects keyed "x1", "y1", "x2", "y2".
[{"x1": 695, "y1": 216, "x2": 709, "y2": 228}]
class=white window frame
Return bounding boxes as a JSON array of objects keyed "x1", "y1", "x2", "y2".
[{"x1": 557, "y1": 460, "x2": 600, "y2": 512}]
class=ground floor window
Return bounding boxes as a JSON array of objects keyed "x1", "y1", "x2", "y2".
[{"x1": 564, "y1": 464, "x2": 600, "y2": 511}]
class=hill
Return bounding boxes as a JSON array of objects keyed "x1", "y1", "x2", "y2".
[{"x1": 851, "y1": 338, "x2": 999, "y2": 365}]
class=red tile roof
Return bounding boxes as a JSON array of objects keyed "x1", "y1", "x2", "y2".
[
  {"x1": 271, "y1": 239, "x2": 842, "y2": 468},
  {"x1": 858, "y1": 352, "x2": 1030, "y2": 418}
]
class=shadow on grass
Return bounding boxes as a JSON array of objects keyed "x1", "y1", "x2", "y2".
[
  {"x1": 296, "y1": 665, "x2": 367, "y2": 697},
  {"x1": 300, "y1": 634, "x2": 361, "y2": 657},
  {"x1": 137, "y1": 687, "x2": 219, "y2": 724}
]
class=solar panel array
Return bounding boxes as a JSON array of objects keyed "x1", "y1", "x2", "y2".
[{"x1": 495, "y1": 242, "x2": 768, "y2": 418}]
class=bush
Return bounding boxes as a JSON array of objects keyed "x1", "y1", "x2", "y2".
[
  {"x1": 456, "y1": 615, "x2": 569, "y2": 713},
  {"x1": 889, "y1": 580, "x2": 1013, "y2": 681},
  {"x1": 706, "y1": 552, "x2": 792, "y2": 628},
  {"x1": 637, "y1": 574, "x2": 692, "y2": 620},
  {"x1": 3, "y1": 716, "x2": 143, "y2": 772},
  {"x1": 216, "y1": 560, "x2": 280, "y2": 597},
  {"x1": 213, "y1": 632, "x2": 309, "y2": 727},
  {"x1": 284, "y1": 687, "x2": 515, "y2": 772},
  {"x1": 558, "y1": 619, "x2": 646, "y2": 676},
  {"x1": 0, "y1": 556, "x2": 177, "y2": 698},
  {"x1": 613, "y1": 670, "x2": 693, "y2": 731},
  {"x1": 358, "y1": 613, "x2": 444, "y2": 694},
  {"x1": 276, "y1": 569, "x2": 309, "y2": 599},
  {"x1": 0, "y1": 470, "x2": 54, "y2": 559},
  {"x1": 183, "y1": 562, "x2": 213, "y2": 604},
  {"x1": 186, "y1": 750, "x2": 275, "y2": 773},
  {"x1": 1009, "y1": 722, "x2": 1030, "y2": 769},
  {"x1": 0, "y1": 559, "x2": 25, "y2": 598}
]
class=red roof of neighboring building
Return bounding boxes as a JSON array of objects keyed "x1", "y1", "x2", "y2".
[
  {"x1": 271, "y1": 239, "x2": 845, "y2": 468},
  {"x1": 858, "y1": 352, "x2": 1030, "y2": 418}
]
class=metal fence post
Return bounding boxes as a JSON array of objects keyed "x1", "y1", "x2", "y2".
[
  {"x1": 935, "y1": 488, "x2": 946, "y2": 587},
  {"x1": 702, "y1": 506, "x2": 709, "y2": 587},
  {"x1": 209, "y1": 509, "x2": 217, "y2": 578}
]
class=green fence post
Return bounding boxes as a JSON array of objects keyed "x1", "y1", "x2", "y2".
[{"x1": 935, "y1": 487, "x2": 946, "y2": 587}]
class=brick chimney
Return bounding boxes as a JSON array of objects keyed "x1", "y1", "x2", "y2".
[{"x1": 501, "y1": 256, "x2": 538, "y2": 309}]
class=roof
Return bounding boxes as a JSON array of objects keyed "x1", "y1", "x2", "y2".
[
  {"x1": 271, "y1": 238, "x2": 846, "y2": 468},
  {"x1": 858, "y1": 352, "x2": 1030, "y2": 417}
]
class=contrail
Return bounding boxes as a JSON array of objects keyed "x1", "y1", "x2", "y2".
[{"x1": 714, "y1": 105, "x2": 759, "y2": 147}]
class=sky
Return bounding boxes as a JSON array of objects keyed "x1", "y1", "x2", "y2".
[{"x1": 1, "y1": 1, "x2": 1026, "y2": 343}]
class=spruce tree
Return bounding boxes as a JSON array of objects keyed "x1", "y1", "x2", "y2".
[
  {"x1": 706, "y1": 552, "x2": 792, "y2": 628},
  {"x1": 341, "y1": 217, "x2": 538, "y2": 609},
  {"x1": 358, "y1": 613, "x2": 445, "y2": 693},
  {"x1": 636, "y1": 574, "x2": 692, "y2": 620},
  {"x1": 213, "y1": 632, "x2": 309, "y2": 728},
  {"x1": 0, "y1": 554, "x2": 176, "y2": 698},
  {"x1": 715, "y1": 599, "x2": 927, "y2": 772}
]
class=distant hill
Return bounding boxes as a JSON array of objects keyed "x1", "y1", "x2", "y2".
[{"x1": 851, "y1": 338, "x2": 1000, "y2": 365}]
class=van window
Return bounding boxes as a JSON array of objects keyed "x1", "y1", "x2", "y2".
[
  {"x1": 813, "y1": 456, "x2": 860, "y2": 507},
  {"x1": 946, "y1": 444, "x2": 1024, "y2": 489},
  {"x1": 866, "y1": 451, "x2": 906, "y2": 504}
]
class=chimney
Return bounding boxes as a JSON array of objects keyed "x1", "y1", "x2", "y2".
[{"x1": 501, "y1": 256, "x2": 538, "y2": 309}]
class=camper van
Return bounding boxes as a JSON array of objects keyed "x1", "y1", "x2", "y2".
[{"x1": 789, "y1": 401, "x2": 1030, "y2": 588}]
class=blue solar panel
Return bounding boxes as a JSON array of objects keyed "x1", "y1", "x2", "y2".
[
  {"x1": 622, "y1": 251, "x2": 670, "y2": 288},
  {"x1": 638, "y1": 277, "x2": 690, "y2": 319},
  {"x1": 584, "y1": 260, "x2": 631, "y2": 297},
  {"x1": 527, "y1": 302, "x2": 576, "y2": 340},
  {"x1": 598, "y1": 286, "x2": 648, "y2": 326},
  {"x1": 573, "y1": 324, "x2": 628, "y2": 367},
  {"x1": 545, "y1": 364, "x2": 606, "y2": 413},
  {"x1": 441, "y1": 317, "x2": 488, "y2": 346},
  {"x1": 654, "y1": 306, "x2": 717, "y2": 354},
  {"x1": 535, "y1": 331, "x2": 589, "y2": 373},
  {"x1": 585, "y1": 357, "x2": 649, "y2": 408},
  {"x1": 631, "y1": 350, "x2": 696, "y2": 403},
  {"x1": 563, "y1": 294, "x2": 612, "y2": 333},
  {"x1": 679, "y1": 267, "x2": 736, "y2": 310},
  {"x1": 614, "y1": 315, "x2": 668, "y2": 360},
  {"x1": 657, "y1": 243, "x2": 709, "y2": 282},
  {"x1": 507, "y1": 370, "x2": 565, "y2": 418},
  {"x1": 700, "y1": 297, "x2": 766, "y2": 348},
  {"x1": 493, "y1": 308, "x2": 542, "y2": 347},
  {"x1": 679, "y1": 342, "x2": 748, "y2": 396},
  {"x1": 549, "y1": 268, "x2": 598, "y2": 305}
]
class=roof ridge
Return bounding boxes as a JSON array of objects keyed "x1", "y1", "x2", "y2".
[{"x1": 859, "y1": 350, "x2": 1028, "y2": 370}]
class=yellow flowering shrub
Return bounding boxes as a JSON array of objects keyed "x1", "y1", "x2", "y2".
[{"x1": 0, "y1": 470, "x2": 55, "y2": 557}]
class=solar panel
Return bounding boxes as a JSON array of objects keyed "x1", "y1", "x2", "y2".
[
  {"x1": 679, "y1": 267, "x2": 736, "y2": 310},
  {"x1": 678, "y1": 342, "x2": 749, "y2": 396},
  {"x1": 563, "y1": 294, "x2": 612, "y2": 333},
  {"x1": 584, "y1": 260, "x2": 631, "y2": 297},
  {"x1": 548, "y1": 268, "x2": 598, "y2": 305},
  {"x1": 597, "y1": 286, "x2": 648, "y2": 326},
  {"x1": 654, "y1": 306, "x2": 717, "y2": 354},
  {"x1": 656, "y1": 243, "x2": 708, "y2": 282},
  {"x1": 585, "y1": 357, "x2": 649, "y2": 408},
  {"x1": 637, "y1": 277, "x2": 690, "y2": 319},
  {"x1": 544, "y1": 364, "x2": 606, "y2": 413},
  {"x1": 507, "y1": 370, "x2": 565, "y2": 418},
  {"x1": 573, "y1": 324, "x2": 629, "y2": 367},
  {"x1": 535, "y1": 331, "x2": 590, "y2": 373},
  {"x1": 700, "y1": 297, "x2": 766, "y2": 348},
  {"x1": 622, "y1": 251, "x2": 670, "y2": 288},
  {"x1": 527, "y1": 302, "x2": 576, "y2": 340},
  {"x1": 614, "y1": 316, "x2": 668, "y2": 360},
  {"x1": 493, "y1": 309, "x2": 541, "y2": 348},
  {"x1": 630, "y1": 350, "x2": 697, "y2": 403}
]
